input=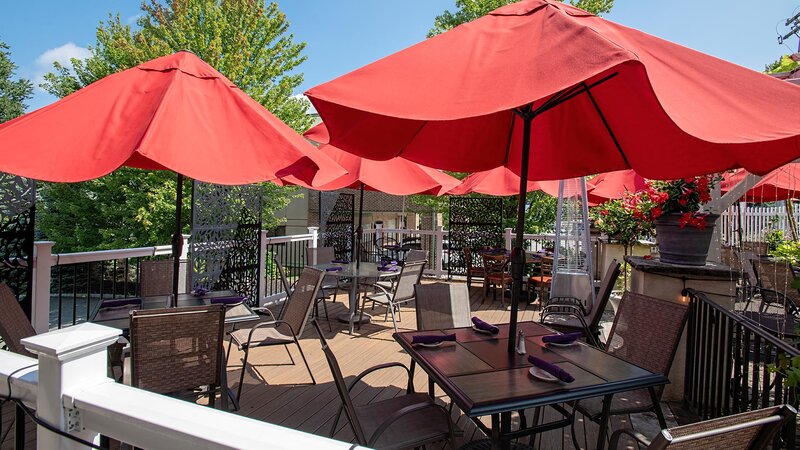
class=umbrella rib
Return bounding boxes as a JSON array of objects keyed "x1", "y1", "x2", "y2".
[
  {"x1": 393, "y1": 120, "x2": 429, "y2": 158},
  {"x1": 502, "y1": 112, "x2": 518, "y2": 165},
  {"x1": 582, "y1": 81, "x2": 630, "y2": 166},
  {"x1": 532, "y1": 72, "x2": 619, "y2": 117}
]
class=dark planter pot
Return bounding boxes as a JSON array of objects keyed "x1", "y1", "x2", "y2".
[{"x1": 654, "y1": 213, "x2": 719, "y2": 266}]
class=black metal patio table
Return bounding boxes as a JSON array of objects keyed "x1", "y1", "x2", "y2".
[{"x1": 394, "y1": 322, "x2": 668, "y2": 450}]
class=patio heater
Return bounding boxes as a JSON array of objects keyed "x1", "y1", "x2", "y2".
[{"x1": 551, "y1": 177, "x2": 595, "y2": 306}]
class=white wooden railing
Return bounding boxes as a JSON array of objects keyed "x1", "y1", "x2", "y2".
[
  {"x1": 0, "y1": 324, "x2": 365, "y2": 450},
  {"x1": 719, "y1": 202, "x2": 800, "y2": 245}
]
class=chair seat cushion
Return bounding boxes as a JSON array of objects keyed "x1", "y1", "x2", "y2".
[
  {"x1": 576, "y1": 389, "x2": 653, "y2": 420},
  {"x1": 355, "y1": 393, "x2": 451, "y2": 450},
  {"x1": 467, "y1": 268, "x2": 485, "y2": 277},
  {"x1": 529, "y1": 275, "x2": 553, "y2": 284},
  {"x1": 486, "y1": 274, "x2": 512, "y2": 283},
  {"x1": 230, "y1": 326, "x2": 293, "y2": 349}
]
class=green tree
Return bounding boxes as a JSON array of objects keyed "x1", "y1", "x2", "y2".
[
  {"x1": 0, "y1": 40, "x2": 33, "y2": 123},
  {"x1": 765, "y1": 54, "x2": 800, "y2": 74},
  {"x1": 428, "y1": 0, "x2": 614, "y2": 37},
  {"x1": 38, "y1": 0, "x2": 308, "y2": 252}
]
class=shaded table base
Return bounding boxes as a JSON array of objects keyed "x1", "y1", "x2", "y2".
[{"x1": 336, "y1": 311, "x2": 372, "y2": 324}]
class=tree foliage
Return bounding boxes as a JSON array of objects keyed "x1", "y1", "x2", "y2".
[
  {"x1": 0, "y1": 41, "x2": 33, "y2": 123},
  {"x1": 765, "y1": 54, "x2": 800, "y2": 74},
  {"x1": 428, "y1": 0, "x2": 614, "y2": 37},
  {"x1": 38, "y1": 0, "x2": 308, "y2": 252}
]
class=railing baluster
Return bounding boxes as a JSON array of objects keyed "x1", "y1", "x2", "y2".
[
  {"x1": 72, "y1": 264, "x2": 78, "y2": 326},
  {"x1": 751, "y1": 334, "x2": 761, "y2": 411},
  {"x1": 86, "y1": 262, "x2": 92, "y2": 322},
  {"x1": 731, "y1": 323, "x2": 742, "y2": 414}
]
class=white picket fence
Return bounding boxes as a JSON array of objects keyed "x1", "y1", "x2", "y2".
[{"x1": 719, "y1": 202, "x2": 800, "y2": 245}]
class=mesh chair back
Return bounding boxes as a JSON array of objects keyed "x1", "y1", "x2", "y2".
[
  {"x1": 414, "y1": 283, "x2": 472, "y2": 330},
  {"x1": 139, "y1": 259, "x2": 174, "y2": 297},
  {"x1": 647, "y1": 404, "x2": 795, "y2": 450},
  {"x1": 129, "y1": 304, "x2": 225, "y2": 394},
  {"x1": 740, "y1": 252, "x2": 759, "y2": 289},
  {"x1": 278, "y1": 267, "x2": 324, "y2": 337},
  {"x1": 306, "y1": 247, "x2": 336, "y2": 265},
  {"x1": 311, "y1": 320, "x2": 367, "y2": 444},
  {"x1": 752, "y1": 259, "x2": 800, "y2": 309},
  {"x1": 586, "y1": 260, "x2": 621, "y2": 328},
  {"x1": 405, "y1": 249, "x2": 428, "y2": 264},
  {"x1": 273, "y1": 256, "x2": 292, "y2": 295},
  {"x1": 393, "y1": 260, "x2": 426, "y2": 302},
  {"x1": 0, "y1": 283, "x2": 35, "y2": 357},
  {"x1": 606, "y1": 293, "x2": 688, "y2": 392}
]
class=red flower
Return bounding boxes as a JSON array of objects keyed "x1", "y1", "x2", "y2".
[
  {"x1": 678, "y1": 198, "x2": 688, "y2": 206},
  {"x1": 679, "y1": 212, "x2": 692, "y2": 228},
  {"x1": 600, "y1": 209, "x2": 609, "y2": 216},
  {"x1": 650, "y1": 206, "x2": 663, "y2": 219}
]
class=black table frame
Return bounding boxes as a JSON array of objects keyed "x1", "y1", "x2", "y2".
[{"x1": 395, "y1": 322, "x2": 668, "y2": 450}]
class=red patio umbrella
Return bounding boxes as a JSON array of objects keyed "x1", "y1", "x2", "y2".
[
  {"x1": 721, "y1": 164, "x2": 800, "y2": 202},
  {"x1": 586, "y1": 170, "x2": 647, "y2": 203},
  {"x1": 447, "y1": 165, "x2": 608, "y2": 206},
  {"x1": 305, "y1": 0, "x2": 800, "y2": 352},
  {"x1": 0, "y1": 51, "x2": 346, "y2": 297},
  {"x1": 285, "y1": 123, "x2": 460, "y2": 265}
]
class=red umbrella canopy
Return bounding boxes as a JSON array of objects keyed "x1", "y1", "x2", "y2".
[
  {"x1": 446, "y1": 166, "x2": 585, "y2": 202},
  {"x1": 586, "y1": 170, "x2": 647, "y2": 203},
  {"x1": 721, "y1": 163, "x2": 800, "y2": 202},
  {"x1": 306, "y1": 0, "x2": 800, "y2": 181},
  {"x1": 283, "y1": 124, "x2": 460, "y2": 195},
  {"x1": 0, "y1": 51, "x2": 345, "y2": 186}
]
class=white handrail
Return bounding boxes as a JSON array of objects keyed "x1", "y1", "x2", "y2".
[
  {"x1": 52, "y1": 245, "x2": 173, "y2": 266},
  {"x1": 66, "y1": 381, "x2": 362, "y2": 450}
]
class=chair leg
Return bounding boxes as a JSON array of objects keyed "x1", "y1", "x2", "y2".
[
  {"x1": 648, "y1": 387, "x2": 667, "y2": 429},
  {"x1": 467, "y1": 274, "x2": 471, "y2": 290},
  {"x1": 596, "y1": 394, "x2": 614, "y2": 450},
  {"x1": 294, "y1": 337, "x2": 316, "y2": 385},
  {"x1": 322, "y1": 296, "x2": 332, "y2": 332},
  {"x1": 226, "y1": 335, "x2": 234, "y2": 361},
  {"x1": 237, "y1": 346, "x2": 250, "y2": 402},
  {"x1": 388, "y1": 301, "x2": 399, "y2": 333},
  {"x1": 330, "y1": 405, "x2": 344, "y2": 437}
]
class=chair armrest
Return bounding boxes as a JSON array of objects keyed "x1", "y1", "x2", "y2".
[
  {"x1": 251, "y1": 306, "x2": 275, "y2": 318},
  {"x1": 347, "y1": 362, "x2": 412, "y2": 393},
  {"x1": 246, "y1": 319, "x2": 297, "y2": 344},
  {"x1": 608, "y1": 429, "x2": 650, "y2": 450},
  {"x1": 367, "y1": 402, "x2": 453, "y2": 447},
  {"x1": 364, "y1": 283, "x2": 393, "y2": 300}
]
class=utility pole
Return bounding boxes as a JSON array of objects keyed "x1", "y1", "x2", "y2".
[{"x1": 778, "y1": 9, "x2": 800, "y2": 52}]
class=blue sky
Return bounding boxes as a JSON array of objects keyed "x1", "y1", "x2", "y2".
[{"x1": 1, "y1": 1, "x2": 798, "y2": 111}]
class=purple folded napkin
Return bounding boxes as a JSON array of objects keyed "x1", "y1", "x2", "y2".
[
  {"x1": 331, "y1": 259, "x2": 349, "y2": 264},
  {"x1": 471, "y1": 317, "x2": 499, "y2": 334},
  {"x1": 412, "y1": 334, "x2": 457, "y2": 345},
  {"x1": 528, "y1": 356, "x2": 575, "y2": 383},
  {"x1": 326, "y1": 266, "x2": 344, "y2": 272},
  {"x1": 377, "y1": 266, "x2": 399, "y2": 272},
  {"x1": 210, "y1": 296, "x2": 247, "y2": 305},
  {"x1": 100, "y1": 298, "x2": 141, "y2": 308},
  {"x1": 190, "y1": 286, "x2": 210, "y2": 296},
  {"x1": 542, "y1": 332, "x2": 583, "y2": 344}
]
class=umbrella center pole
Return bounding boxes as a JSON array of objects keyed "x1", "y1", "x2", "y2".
[
  {"x1": 172, "y1": 174, "x2": 185, "y2": 307},
  {"x1": 508, "y1": 107, "x2": 534, "y2": 354}
]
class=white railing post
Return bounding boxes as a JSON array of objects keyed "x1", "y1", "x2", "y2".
[
  {"x1": 504, "y1": 228, "x2": 514, "y2": 250},
  {"x1": 22, "y1": 323, "x2": 120, "y2": 449},
  {"x1": 32, "y1": 241, "x2": 55, "y2": 334},
  {"x1": 179, "y1": 234, "x2": 190, "y2": 293},
  {"x1": 307, "y1": 226, "x2": 319, "y2": 264},
  {"x1": 433, "y1": 226, "x2": 445, "y2": 277},
  {"x1": 259, "y1": 230, "x2": 268, "y2": 306}
]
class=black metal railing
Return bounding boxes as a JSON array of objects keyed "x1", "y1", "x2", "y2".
[
  {"x1": 360, "y1": 230, "x2": 440, "y2": 270},
  {"x1": 264, "y1": 238, "x2": 308, "y2": 298},
  {"x1": 685, "y1": 289, "x2": 798, "y2": 447},
  {"x1": 50, "y1": 256, "x2": 169, "y2": 329}
]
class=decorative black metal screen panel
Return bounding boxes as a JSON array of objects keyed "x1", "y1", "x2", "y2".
[
  {"x1": 0, "y1": 174, "x2": 35, "y2": 317},
  {"x1": 190, "y1": 182, "x2": 262, "y2": 305},
  {"x1": 322, "y1": 193, "x2": 354, "y2": 260},
  {"x1": 448, "y1": 196, "x2": 503, "y2": 277}
]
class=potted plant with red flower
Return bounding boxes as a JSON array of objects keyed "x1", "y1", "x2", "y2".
[{"x1": 627, "y1": 175, "x2": 721, "y2": 266}]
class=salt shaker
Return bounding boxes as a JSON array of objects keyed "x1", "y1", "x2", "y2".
[{"x1": 516, "y1": 329, "x2": 526, "y2": 354}]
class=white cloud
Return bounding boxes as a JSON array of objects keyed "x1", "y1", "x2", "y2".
[
  {"x1": 32, "y1": 43, "x2": 91, "y2": 93},
  {"x1": 35, "y1": 42, "x2": 91, "y2": 69}
]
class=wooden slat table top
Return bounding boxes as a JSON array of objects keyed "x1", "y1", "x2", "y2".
[{"x1": 395, "y1": 322, "x2": 668, "y2": 417}]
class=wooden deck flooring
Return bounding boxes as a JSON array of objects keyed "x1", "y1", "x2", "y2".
[
  {"x1": 229, "y1": 280, "x2": 672, "y2": 449},
  {"x1": 1, "y1": 280, "x2": 673, "y2": 450}
]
